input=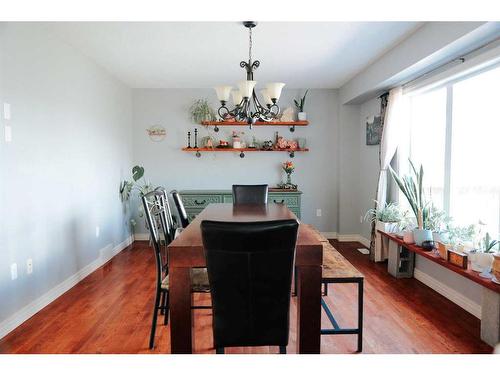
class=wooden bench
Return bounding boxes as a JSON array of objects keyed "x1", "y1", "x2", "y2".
[{"x1": 303, "y1": 225, "x2": 365, "y2": 352}]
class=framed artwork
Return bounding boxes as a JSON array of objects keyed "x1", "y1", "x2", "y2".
[{"x1": 366, "y1": 115, "x2": 382, "y2": 145}]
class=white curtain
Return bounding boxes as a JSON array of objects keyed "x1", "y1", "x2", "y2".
[{"x1": 374, "y1": 86, "x2": 407, "y2": 261}]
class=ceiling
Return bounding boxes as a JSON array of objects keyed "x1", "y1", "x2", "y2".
[{"x1": 43, "y1": 22, "x2": 422, "y2": 89}]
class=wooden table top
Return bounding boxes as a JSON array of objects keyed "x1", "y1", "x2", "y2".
[
  {"x1": 168, "y1": 203, "x2": 323, "y2": 267},
  {"x1": 378, "y1": 230, "x2": 500, "y2": 294}
]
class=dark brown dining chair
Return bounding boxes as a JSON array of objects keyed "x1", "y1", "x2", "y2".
[
  {"x1": 170, "y1": 190, "x2": 190, "y2": 228},
  {"x1": 142, "y1": 190, "x2": 210, "y2": 349},
  {"x1": 201, "y1": 219, "x2": 299, "y2": 354},
  {"x1": 232, "y1": 184, "x2": 268, "y2": 205}
]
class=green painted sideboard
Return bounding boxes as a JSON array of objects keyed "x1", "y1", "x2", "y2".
[{"x1": 178, "y1": 189, "x2": 302, "y2": 222}]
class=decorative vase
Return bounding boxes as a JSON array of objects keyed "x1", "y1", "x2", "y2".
[
  {"x1": 492, "y1": 254, "x2": 500, "y2": 283},
  {"x1": 413, "y1": 229, "x2": 433, "y2": 246},
  {"x1": 403, "y1": 231, "x2": 415, "y2": 244},
  {"x1": 286, "y1": 172, "x2": 292, "y2": 185},
  {"x1": 298, "y1": 112, "x2": 307, "y2": 121},
  {"x1": 375, "y1": 221, "x2": 398, "y2": 234},
  {"x1": 475, "y1": 252, "x2": 494, "y2": 278}
]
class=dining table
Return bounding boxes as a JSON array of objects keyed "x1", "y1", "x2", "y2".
[{"x1": 166, "y1": 203, "x2": 324, "y2": 354}]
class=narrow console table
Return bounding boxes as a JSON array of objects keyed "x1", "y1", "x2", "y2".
[
  {"x1": 378, "y1": 230, "x2": 500, "y2": 347},
  {"x1": 178, "y1": 189, "x2": 302, "y2": 221}
]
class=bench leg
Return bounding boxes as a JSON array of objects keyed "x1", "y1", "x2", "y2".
[{"x1": 357, "y1": 279, "x2": 364, "y2": 352}]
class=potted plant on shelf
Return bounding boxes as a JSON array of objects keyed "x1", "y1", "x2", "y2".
[
  {"x1": 389, "y1": 160, "x2": 432, "y2": 246},
  {"x1": 364, "y1": 201, "x2": 405, "y2": 234},
  {"x1": 473, "y1": 232, "x2": 499, "y2": 278},
  {"x1": 425, "y1": 204, "x2": 451, "y2": 243},
  {"x1": 294, "y1": 90, "x2": 308, "y2": 121},
  {"x1": 189, "y1": 99, "x2": 217, "y2": 123}
]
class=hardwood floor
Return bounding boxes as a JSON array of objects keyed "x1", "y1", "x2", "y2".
[{"x1": 0, "y1": 240, "x2": 492, "y2": 354}]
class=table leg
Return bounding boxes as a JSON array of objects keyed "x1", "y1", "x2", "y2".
[
  {"x1": 357, "y1": 279, "x2": 364, "y2": 352},
  {"x1": 169, "y1": 266, "x2": 193, "y2": 354},
  {"x1": 296, "y1": 265, "x2": 322, "y2": 353}
]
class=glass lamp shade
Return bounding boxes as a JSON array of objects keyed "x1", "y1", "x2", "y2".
[
  {"x1": 260, "y1": 89, "x2": 273, "y2": 106},
  {"x1": 231, "y1": 90, "x2": 243, "y2": 105},
  {"x1": 238, "y1": 80, "x2": 257, "y2": 98},
  {"x1": 214, "y1": 86, "x2": 233, "y2": 102},
  {"x1": 266, "y1": 82, "x2": 285, "y2": 100}
]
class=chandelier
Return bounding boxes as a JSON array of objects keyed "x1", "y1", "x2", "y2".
[{"x1": 214, "y1": 21, "x2": 285, "y2": 129}]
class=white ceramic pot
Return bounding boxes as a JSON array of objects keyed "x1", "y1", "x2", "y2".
[
  {"x1": 475, "y1": 252, "x2": 494, "y2": 273},
  {"x1": 413, "y1": 229, "x2": 433, "y2": 246},
  {"x1": 298, "y1": 112, "x2": 307, "y2": 121},
  {"x1": 375, "y1": 221, "x2": 398, "y2": 234},
  {"x1": 403, "y1": 231, "x2": 415, "y2": 244}
]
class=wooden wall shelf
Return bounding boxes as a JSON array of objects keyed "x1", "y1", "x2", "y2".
[
  {"x1": 200, "y1": 121, "x2": 308, "y2": 132},
  {"x1": 182, "y1": 147, "x2": 309, "y2": 158}
]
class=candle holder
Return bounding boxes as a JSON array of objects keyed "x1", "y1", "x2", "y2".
[
  {"x1": 194, "y1": 129, "x2": 198, "y2": 148},
  {"x1": 187, "y1": 131, "x2": 192, "y2": 148}
]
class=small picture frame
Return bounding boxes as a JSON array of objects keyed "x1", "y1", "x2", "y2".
[{"x1": 447, "y1": 250, "x2": 468, "y2": 269}]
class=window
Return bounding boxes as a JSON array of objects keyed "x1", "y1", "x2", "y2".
[{"x1": 404, "y1": 63, "x2": 500, "y2": 240}]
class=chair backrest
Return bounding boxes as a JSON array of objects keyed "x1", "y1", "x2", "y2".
[
  {"x1": 232, "y1": 184, "x2": 268, "y2": 205},
  {"x1": 170, "y1": 190, "x2": 190, "y2": 229},
  {"x1": 201, "y1": 219, "x2": 299, "y2": 349},
  {"x1": 142, "y1": 190, "x2": 173, "y2": 283}
]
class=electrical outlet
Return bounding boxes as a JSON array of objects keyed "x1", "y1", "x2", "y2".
[
  {"x1": 95, "y1": 226, "x2": 100, "y2": 238},
  {"x1": 11, "y1": 263, "x2": 18, "y2": 280},
  {"x1": 316, "y1": 209, "x2": 322, "y2": 217},
  {"x1": 27, "y1": 259, "x2": 33, "y2": 274}
]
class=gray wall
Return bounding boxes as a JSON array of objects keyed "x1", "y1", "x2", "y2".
[
  {"x1": 131, "y1": 89, "x2": 339, "y2": 233},
  {"x1": 0, "y1": 24, "x2": 133, "y2": 323}
]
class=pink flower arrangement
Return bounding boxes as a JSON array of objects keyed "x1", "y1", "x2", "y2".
[{"x1": 282, "y1": 161, "x2": 295, "y2": 174}]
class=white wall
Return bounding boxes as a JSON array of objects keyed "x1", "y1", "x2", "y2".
[
  {"x1": 0, "y1": 23, "x2": 133, "y2": 333},
  {"x1": 131, "y1": 89, "x2": 339, "y2": 233}
]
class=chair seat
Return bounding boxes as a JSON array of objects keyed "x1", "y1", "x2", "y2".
[{"x1": 161, "y1": 267, "x2": 210, "y2": 292}]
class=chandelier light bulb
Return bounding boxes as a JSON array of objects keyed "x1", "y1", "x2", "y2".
[
  {"x1": 214, "y1": 85, "x2": 233, "y2": 102},
  {"x1": 259, "y1": 89, "x2": 273, "y2": 106},
  {"x1": 238, "y1": 80, "x2": 257, "y2": 98},
  {"x1": 231, "y1": 90, "x2": 243, "y2": 106},
  {"x1": 266, "y1": 82, "x2": 285, "y2": 101}
]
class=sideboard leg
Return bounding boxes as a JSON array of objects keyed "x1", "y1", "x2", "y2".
[{"x1": 481, "y1": 287, "x2": 500, "y2": 347}]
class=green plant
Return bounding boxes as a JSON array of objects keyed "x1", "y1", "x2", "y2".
[
  {"x1": 364, "y1": 201, "x2": 405, "y2": 224},
  {"x1": 425, "y1": 205, "x2": 451, "y2": 233},
  {"x1": 294, "y1": 90, "x2": 309, "y2": 112},
  {"x1": 482, "y1": 232, "x2": 499, "y2": 253},
  {"x1": 446, "y1": 223, "x2": 476, "y2": 245},
  {"x1": 389, "y1": 159, "x2": 429, "y2": 230},
  {"x1": 189, "y1": 99, "x2": 217, "y2": 123},
  {"x1": 120, "y1": 165, "x2": 156, "y2": 202}
]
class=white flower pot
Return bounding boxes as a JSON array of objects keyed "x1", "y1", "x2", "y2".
[
  {"x1": 413, "y1": 229, "x2": 433, "y2": 246},
  {"x1": 376, "y1": 221, "x2": 398, "y2": 234},
  {"x1": 474, "y1": 252, "x2": 494, "y2": 275},
  {"x1": 298, "y1": 112, "x2": 307, "y2": 121},
  {"x1": 403, "y1": 231, "x2": 415, "y2": 244}
]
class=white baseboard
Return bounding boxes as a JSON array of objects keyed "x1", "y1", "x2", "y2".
[
  {"x1": 414, "y1": 268, "x2": 481, "y2": 318},
  {"x1": 320, "y1": 231, "x2": 338, "y2": 239},
  {"x1": 0, "y1": 235, "x2": 133, "y2": 340},
  {"x1": 134, "y1": 233, "x2": 150, "y2": 241}
]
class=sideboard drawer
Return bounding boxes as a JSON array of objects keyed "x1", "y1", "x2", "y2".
[
  {"x1": 181, "y1": 194, "x2": 223, "y2": 209},
  {"x1": 268, "y1": 194, "x2": 300, "y2": 207}
]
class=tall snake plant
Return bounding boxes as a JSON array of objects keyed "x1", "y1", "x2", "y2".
[{"x1": 389, "y1": 160, "x2": 429, "y2": 230}]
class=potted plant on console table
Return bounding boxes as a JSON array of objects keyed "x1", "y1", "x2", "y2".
[{"x1": 389, "y1": 160, "x2": 433, "y2": 246}]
